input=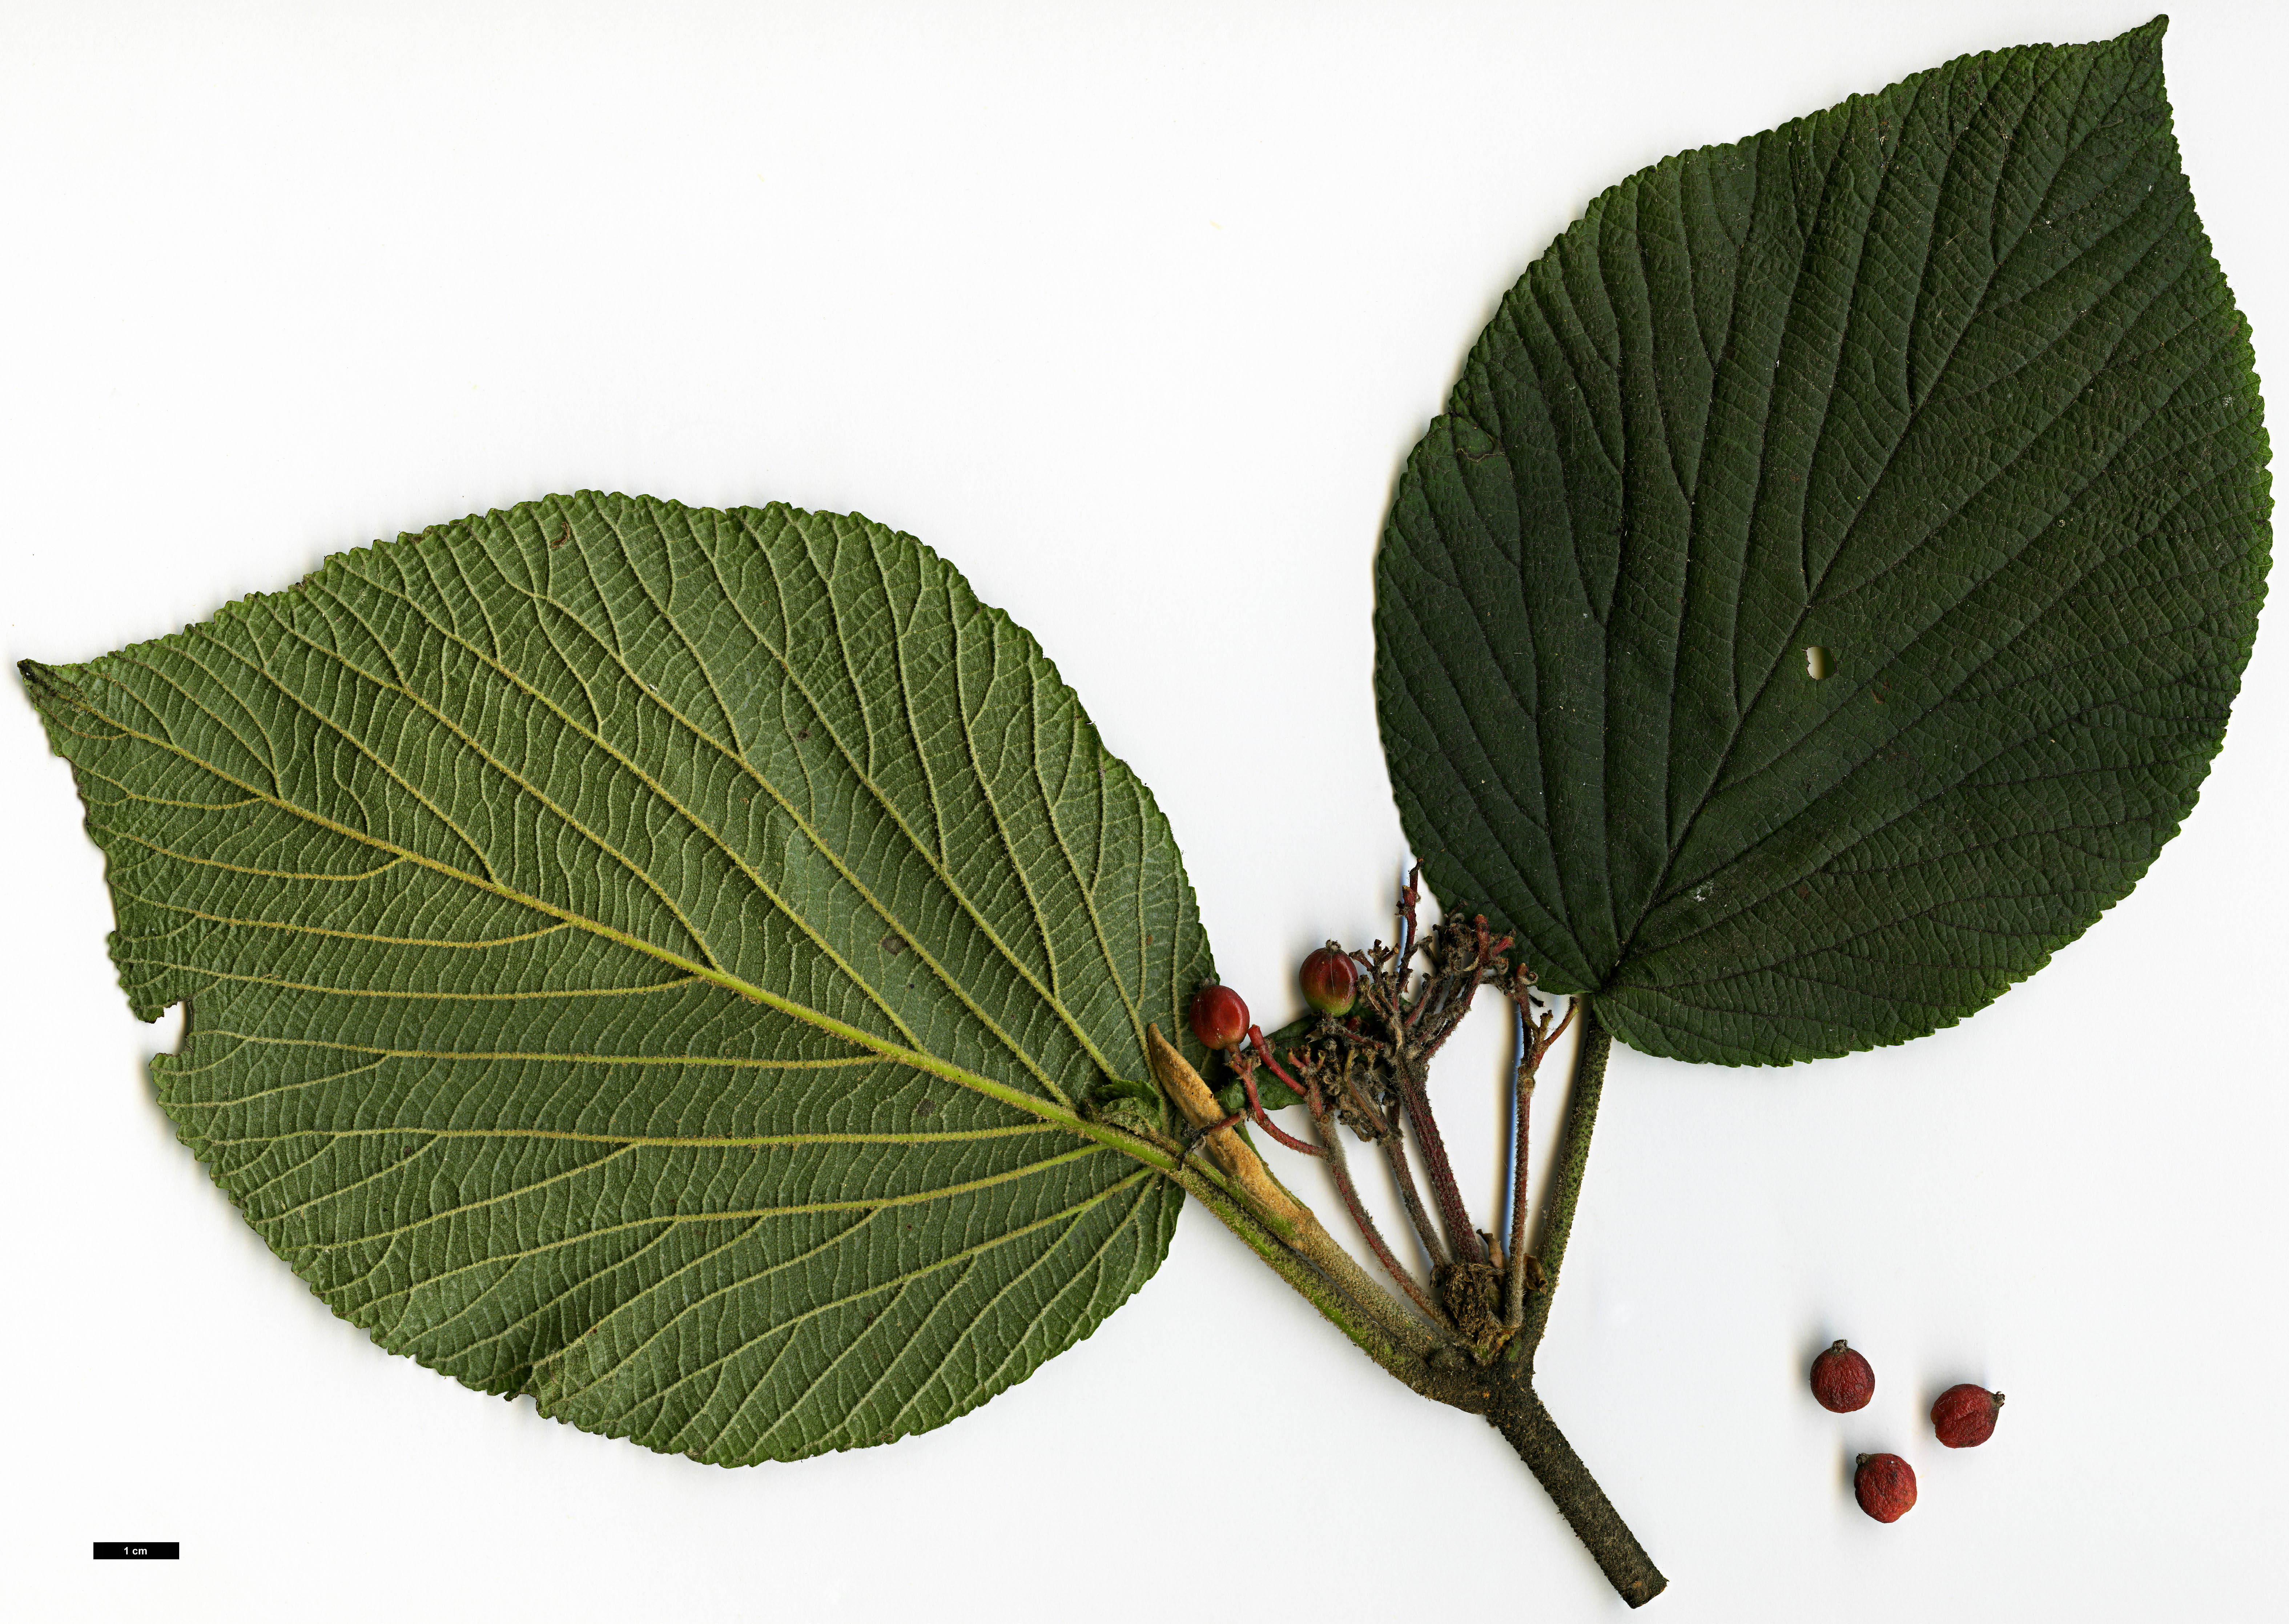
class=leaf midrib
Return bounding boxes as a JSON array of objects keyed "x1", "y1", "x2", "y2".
[
  {"x1": 296, "y1": 561, "x2": 1095, "y2": 1110},
  {"x1": 1573, "y1": 48, "x2": 2181, "y2": 992},
  {"x1": 1617, "y1": 342, "x2": 2220, "y2": 981},
  {"x1": 285, "y1": 1140, "x2": 1114, "y2": 1248},
  {"x1": 203, "y1": 1123, "x2": 1064, "y2": 1149},
  {"x1": 426, "y1": 517, "x2": 1137, "y2": 1107},
  {"x1": 49, "y1": 686, "x2": 1172, "y2": 1175}
]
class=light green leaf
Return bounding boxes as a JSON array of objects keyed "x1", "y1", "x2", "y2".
[
  {"x1": 25, "y1": 493, "x2": 1205, "y2": 1462},
  {"x1": 1375, "y1": 19, "x2": 2270, "y2": 1064}
]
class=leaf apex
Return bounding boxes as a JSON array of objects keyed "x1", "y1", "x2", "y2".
[{"x1": 18, "y1": 657, "x2": 76, "y2": 709}]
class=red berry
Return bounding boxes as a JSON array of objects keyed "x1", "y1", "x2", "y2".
[
  {"x1": 1809, "y1": 1340, "x2": 1874, "y2": 1413},
  {"x1": 1188, "y1": 982, "x2": 1250, "y2": 1051},
  {"x1": 1930, "y1": 1383, "x2": 2005, "y2": 1448},
  {"x1": 1853, "y1": 1453, "x2": 1916, "y2": 1523},
  {"x1": 1299, "y1": 946, "x2": 1359, "y2": 1017}
]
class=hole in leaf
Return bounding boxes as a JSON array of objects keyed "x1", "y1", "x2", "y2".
[{"x1": 1804, "y1": 646, "x2": 1833, "y2": 680}]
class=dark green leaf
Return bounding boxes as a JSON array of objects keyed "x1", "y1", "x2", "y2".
[
  {"x1": 1375, "y1": 19, "x2": 2270, "y2": 1064},
  {"x1": 25, "y1": 493, "x2": 1207, "y2": 1460}
]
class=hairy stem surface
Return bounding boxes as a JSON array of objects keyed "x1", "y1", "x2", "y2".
[
  {"x1": 1381, "y1": 1129, "x2": 1452, "y2": 1269},
  {"x1": 1173, "y1": 995, "x2": 1658, "y2": 1607},
  {"x1": 1503, "y1": 1003, "x2": 1534, "y2": 1330},
  {"x1": 1519, "y1": 1007, "x2": 1613, "y2": 1356},
  {"x1": 1482, "y1": 1373, "x2": 1666, "y2": 1607},
  {"x1": 1312, "y1": 1099, "x2": 1447, "y2": 1325},
  {"x1": 1393, "y1": 1048, "x2": 1486, "y2": 1264}
]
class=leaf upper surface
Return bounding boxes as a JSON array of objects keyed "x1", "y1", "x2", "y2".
[
  {"x1": 27, "y1": 493, "x2": 1203, "y2": 1461},
  {"x1": 1375, "y1": 19, "x2": 2270, "y2": 1063}
]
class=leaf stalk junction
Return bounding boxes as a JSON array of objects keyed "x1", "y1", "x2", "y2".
[{"x1": 1137, "y1": 872, "x2": 1664, "y2": 1608}]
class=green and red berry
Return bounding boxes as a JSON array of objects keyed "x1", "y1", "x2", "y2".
[
  {"x1": 1299, "y1": 946, "x2": 1359, "y2": 1017},
  {"x1": 1188, "y1": 982, "x2": 1250, "y2": 1052}
]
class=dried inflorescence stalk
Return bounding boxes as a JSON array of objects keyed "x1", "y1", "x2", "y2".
[
  {"x1": 1149, "y1": 869, "x2": 1659, "y2": 1603},
  {"x1": 1207, "y1": 869, "x2": 1578, "y2": 1362}
]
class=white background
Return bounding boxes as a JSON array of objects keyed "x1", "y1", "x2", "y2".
[{"x1": 3, "y1": 3, "x2": 2283, "y2": 1620}]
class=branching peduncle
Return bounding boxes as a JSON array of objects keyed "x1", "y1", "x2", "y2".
[
  {"x1": 1302, "y1": 1074, "x2": 1448, "y2": 1325},
  {"x1": 1379, "y1": 1122, "x2": 1452, "y2": 1269},
  {"x1": 1391, "y1": 1042, "x2": 1485, "y2": 1266},
  {"x1": 1155, "y1": 882, "x2": 1659, "y2": 1608}
]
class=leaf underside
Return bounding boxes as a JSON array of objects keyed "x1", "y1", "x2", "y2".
[
  {"x1": 1376, "y1": 18, "x2": 2271, "y2": 1064},
  {"x1": 27, "y1": 494, "x2": 1206, "y2": 1463}
]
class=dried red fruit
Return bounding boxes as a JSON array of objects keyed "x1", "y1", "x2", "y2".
[
  {"x1": 1930, "y1": 1383, "x2": 2005, "y2": 1448},
  {"x1": 1809, "y1": 1340, "x2": 1874, "y2": 1413},
  {"x1": 1188, "y1": 982, "x2": 1250, "y2": 1052},
  {"x1": 1853, "y1": 1453, "x2": 1916, "y2": 1523},
  {"x1": 1299, "y1": 946, "x2": 1359, "y2": 1017}
]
